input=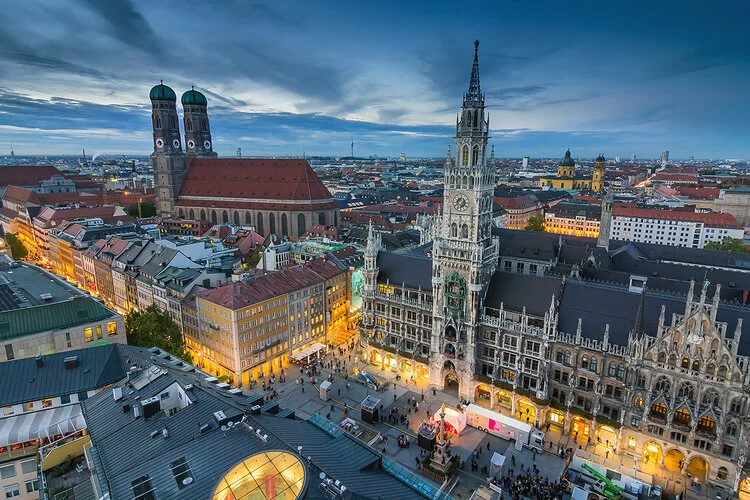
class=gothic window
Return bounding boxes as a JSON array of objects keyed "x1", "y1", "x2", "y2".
[
  {"x1": 564, "y1": 350, "x2": 571, "y2": 366},
  {"x1": 257, "y1": 213, "x2": 264, "y2": 235},
  {"x1": 170, "y1": 116, "x2": 177, "y2": 129},
  {"x1": 155, "y1": 116, "x2": 162, "y2": 129},
  {"x1": 702, "y1": 389, "x2": 720, "y2": 406},
  {"x1": 691, "y1": 360, "x2": 700, "y2": 372},
  {"x1": 233, "y1": 211, "x2": 239, "y2": 225},
  {"x1": 667, "y1": 354, "x2": 677, "y2": 367},
  {"x1": 726, "y1": 422, "x2": 738, "y2": 437},
  {"x1": 186, "y1": 119, "x2": 193, "y2": 132},
  {"x1": 673, "y1": 408, "x2": 691, "y2": 426},
  {"x1": 297, "y1": 214, "x2": 306, "y2": 236},
  {"x1": 608, "y1": 362, "x2": 616, "y2": 377},
  {"x1": 617, "y1": 364, "x2": 625, "y2": 380},
  {"x1": 657, "y1": 352, "x2": 666, "y2": 363},
  {"x1": 450, "y1": 223, "x2": 457, "y2": 238},
  {"x1": 678, "y1": 382, "x2": 695, "y2": 401},
  {"x1": 319, "y1": 212, "x2": 326, "y2": 225},
  {"x1": 472, "y1": 145, "x2": 479, "y2": 166},
  {"x1": 245, "y1": 212, "x2": 252, "y2": 225},
  {"x1": 200, "y1": 209, "x2": 206, "y2": 220},
  {"x1": 634, "y1": 394, "x2": 643, "y2": 409},
  {"x1": 461, "y1": 224, "x2": 469, "y2": 239},
  {"x1": 654, "y1": 377, "x2": 670, "y2": 394},
  {"x1": 462, "y1": 146, "x2": 469, "y2": 166},
  {"x1": 589, "y1": 357, "x2": 598, "y2": 373},
  {"x1": 469, "y1": 176, "x2": 474, "y2": 188},
  {"x1": 730, "y1": 398, "x2": 744, "y2": 415},
  {"x1": 706, "y1": 363, "x2": 715, "y2": 376},
  {"x1": 473, "y1": 110, "x2": 478, "y2": 127},
  {"x1": 463, "y1": 175, "x2": 468, "y2": 189},
  {"x1": 281, "y1": 213, "x2": 288, "y2": 235},
  {"x1": 221, "y1": 210, "x2": 228, "y2": 223},
  {"x1": 650, "y1": 402, "x2": 667, "y2": 418},
  {"x1": 211, "y1": 210, "x2": 217, "y2": 224},
  {"x1": 681, "y1": 357, "x2": 689, "y2": 369},
  {"x1": 178, "y1": 208, "x2": 184, "y2": 217},
  {"x1": 450, "y1": 175, "x2": 456, "y2": 187},
  {"x1": 189, "y1": 209, "x2": 195, "y2": 219},
  {"x1": 697, "y1": 415, "x2": 716, "y2": 434},
  {"x1": 581, "y1": 355, "x2": 589, "y2": 369},
  {"x1": 717, "y1": 365, "x2": 728, "y2": 379},
  {"x1": 269, "y1": 213, "x2": 276, "y2": 235},
  {"x1": 201, "y1": 119, "x2": 207, "y2": 132}
]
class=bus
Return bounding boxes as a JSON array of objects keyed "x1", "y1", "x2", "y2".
[{"x1": 463, "y1": 404, "x2": 544, "y2": 451}]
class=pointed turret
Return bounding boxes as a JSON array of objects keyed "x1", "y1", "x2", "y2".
[
  {"x1": 490, "y1": 144, "x2": 495, "y2": 163},
  {"x1": 365, "y1": 219, "x2": 378, "y2": 257},
  {"x1": 463, "y1": 40, "x2": 483, "y2": 108},
  {"x1": 633, "y1": 289, "x2": 646, "y2": 338}
]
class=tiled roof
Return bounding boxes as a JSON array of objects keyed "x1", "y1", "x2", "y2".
[
  {"x1": 674, "y1": 187, "x2": 721, "y2": 200},
  {"x1": 2, "y1": 185, "x2": 42, "y2": 205},
  {"x1": 651, "y1": 173, "x2": 696, "y2": 182},
  {"x1": 179, "y1": 158, "x2": 333, "y2": 202},
  {"x1": 0, "y1": 166, "x2": 61, "y2": 188},
  {"x1": 493, "y1": 194, "x2": 536, "y2": 210},
  {"x1": 612, "y1": 205, "x2": 741, "y2": 228},
  {"x1": 33, "y1": 205, "x2": 130, "y2": 229}
]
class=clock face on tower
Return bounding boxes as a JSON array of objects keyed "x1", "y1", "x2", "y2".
[
  {"x1": 453, "y1": 194, "x2": 469, "y2": 211},
  {"x1": 187, "y1": 140, "x2": 195, "y2": 149}
]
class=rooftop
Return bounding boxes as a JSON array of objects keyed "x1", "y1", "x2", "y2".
[
  {"x1": 0, "y1": 166, "x2": 61, "y2": 189},
  {"x1": 612, "y1": 205, "x2": 741, "y2": 228}
]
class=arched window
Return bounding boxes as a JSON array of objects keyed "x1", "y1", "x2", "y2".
[
  {"x1": 608, "y1": 362, "x2": 617, "y2": 377},
  {"x1": 245, "y1": 212, "x2": 252, "y2": 225},
  {"x1": 589, "y1": 357, "x2": 598, "y2": 373},
  {"x1": 706, "y1": 363, "x2": 715, "y2": 376},
  {"x1": 318, "y1": 212, "x2": 325, "y2": 225},
  {"x1": 281, "y1": 214, "x2": 288, "y2": 235},
  {"x1": 681, "y1": 357, "x2": 689, "y2": 369},
  {"x1": 650, "y1": 402, "x2": 667, "y2": 418},
  {"x1": 717, "y1": 467, "x2": 728, "y2": 480},
  {"x1": 200, "y1": 209, "x2": 206, "y2": 220},
  {"x1": 461, "y1": 224, "x2": 469, "y2": 239},
  {"x1": 450, "y1": 223, "x2": 457, "y2": 238},
  {"x1": 463, "y1": 175, "x2": 468, "y2": 189},
  {"x1": 697, "y1": 415, "x2": 716, "y2": 434},
  {"x1": 473, "y1": 110, "x2": 478, "y2": 127},
  {"x1": 472, "y1": 145, "x2": 479, "y2": 166},
  {"x1": 211, "y1": 210, "x2": 217, "y2": 224},
  {"x1": 668, "y1": 354, "x2": 677, "y2": 367},
  {"x1": 298, "y1": 213, "x2": 306, "y2": 236},
  {"x1": 186, "y1": 119, "x2": 193, "y2": 132},
  {"x1": 717, "y1": 365, "x2": 728, "y2": 379},
  {"x1": 634, "y1": 394, "x2": 643, "y2": 409},
  {"x1": 469, "y1": 176, "x2": 474, "y2": 189},
  {"x1": 673, "y1": 408, "x2": 691, "y2": 426},
  {"x1": 726, "y1": 422, "x2": 738, "y2": 437},
  {"x1": 154, "y1": 116, "x2": 162, "y2": 129},
  {"x1": 654, "y1": 377, "x2": 670, "y2": 394},
  {"x1": 189, "y1": 209, "x2": 195, "y2": 219},
  {"x1": 730, "y1": 398, "x2": 745, "y2": 415},
  {"x1": 462, "y1": 146, "x2": 469, "y2": 166},
  {"x1": 657, "y1": 352, "x2": 666, "y2": 363},
  {"x1": 269, "y1": 213, "x2": 276, "y2": 235},
  {"x1": 201, "y1": 119, "x2": 207, "y2": 132},
  {"x1": 564, "y1": 350, "x2": 571, "y2": 365},
  {"x1": 178, "y1": 208, "x2": 184, "y2": 217},
  {"x1": 617, "y1": 364, "x2": 625, "y2": 380},
  {"x1": 702, "y1": 390, "x2": 720, "y2": 406},
  {"x1": 222, "y1": 210, "x2": 228, "y2": 223},
  {"x1": 691, "y1": 360, "x2": 700, "y2": 372},
  {"x1": 257, "y1": 213, "x2": 264, "y2": 235},
  {"x1": 678, "y1": 382, "x2": 694, "y2": 401},
  {"x1": 581, "y1": 355, "x2": 589, "y2": 369},
  {"x1": 233, "y1": 211, "x2": 239, "y2": 225}
]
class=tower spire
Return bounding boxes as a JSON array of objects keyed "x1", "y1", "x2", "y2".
[
  {"x1": 633, "y1": 289, "x2": 646, "y2": 338},
  {"x1": 464, "y1": 40, "x2": 483, "y2": 108}
]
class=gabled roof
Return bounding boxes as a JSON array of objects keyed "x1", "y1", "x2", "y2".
[
  {"x1": 0, "y1": 344, "x2": 132, "y2": 406},
  {"x1": 0, "y1": 166, "x2": 61, "y2": 188},
  {"x1": 2, "y1": 185, "x2": 42, "y2": 205},
  {"x1": 179, "y1": 158, "x2": 333, "y2": 202}
]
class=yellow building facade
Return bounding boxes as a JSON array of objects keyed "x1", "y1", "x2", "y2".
[{"x1": 538, "y1": 151, "x2": 606, "y2": 192}]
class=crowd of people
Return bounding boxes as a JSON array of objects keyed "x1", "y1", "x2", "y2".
[{"x1": 491, "y1": 469, "x2": 566, "y2": 500}]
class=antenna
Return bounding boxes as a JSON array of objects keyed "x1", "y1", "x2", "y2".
[
  {"x1": 236, "y1": 147, "x2": 242, "y2": 158},
  {"x1": 350, "y1": 135, "x2": 354, "y2": 158}
]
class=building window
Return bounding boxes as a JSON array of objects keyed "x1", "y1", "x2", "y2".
[
  {"x1": 20, "y1": 460, "x2": 35, "y2": 475},
  {"x1": 96, "y1": 325, "x2": 103, "y2": 339},
  {"x1": 60, "y1": 394, "x2": 71, "y2": 405},
  {"x1": 0, "y1": 464, "x2": 16, "y2": 479},
  {"x1": 24, "y1": 480, "x2": 38, "y2": 494},
  {"x1": 42, "y1": 399, "x2": 53, "y2": 409},
  {"x1": 3, "y1": 484, "x2": 19, "y2": 498},
  {"x1": 4, "y1": 344, "x2": 14, "y2": 360},
  {"x1": 2, "y1": 407, "x2": 14, "y2": 417},
  {"x1": 170, "y1": 457, "x2": 193, "y2": 489},
  {"x1": 131, "y1": 475, "x2": 155, "y2": 500},
  {"x1": 107, "y1": 322, "x2": 117, "y2": 336},
  {"x1": 24, "y1": 402, "x2": 33, "y2": 412},
  {"x1": 83, "y1": 327, "x2": 93, "y2": 343}
]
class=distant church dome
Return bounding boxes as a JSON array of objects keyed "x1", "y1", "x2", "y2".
[
  {"x1": 182, "y1": 87, "x2": 207, "y2": 106},
  {"x1": 596, "y1": 153, "x2": 606, "y2": 163},
  {"x1": 560, "y1": 149, "x2": 575, "y2": 167},
  {"x1": 149, "y1": 82, "x2": 176, "y2": 102}
]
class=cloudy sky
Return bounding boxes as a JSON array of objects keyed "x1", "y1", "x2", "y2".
[{"x1": 1, "y1": 0, "x2": 748, "y2": 159}]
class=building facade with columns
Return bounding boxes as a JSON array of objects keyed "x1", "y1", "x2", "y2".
[{"x1": 359, "y1": 42, "x2": 750, "y2": 495}]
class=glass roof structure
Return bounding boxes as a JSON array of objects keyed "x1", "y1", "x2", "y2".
[{"x1": 213, "y1": 451, "x2": 306, "y2": 500}]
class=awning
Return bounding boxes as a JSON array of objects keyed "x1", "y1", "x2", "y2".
[
  {"x1": 0, "y1": 404, "x2": 85, "y2": 447},
  {"x1": 291, "y1": 342, "x2": 327, "y2": 361}
]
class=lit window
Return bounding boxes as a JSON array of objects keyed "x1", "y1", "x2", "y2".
[
  {"x1": 42, "y1": 399, "x2": 52, "y2": 409},
  {"x1": 83, "y1": 327, "x2": 93, "y2": 343},
  {"x1": 107, "y1": 322, "x2": 117, "y2": 336}
]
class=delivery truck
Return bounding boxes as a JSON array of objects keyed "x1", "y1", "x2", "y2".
[{"x1": 464, "y1": 403, "x2": 544, "y2": 451}]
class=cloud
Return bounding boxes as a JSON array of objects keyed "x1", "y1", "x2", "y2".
[{"x1": 77, "y1": 0, "x2": 162, "y2": 55}]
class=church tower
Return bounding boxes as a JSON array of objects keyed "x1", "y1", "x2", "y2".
[
  {"x1": 557, "y1": 149, "x2": 575, "y2": 178},
  {"x1": 430, "y1": 41, "x2": 499, "y2": 401},
  {"x1": 181, "y1": 87, "x2": 217, "y2": 158},
  {"x1": 592, "y1": 153, "x2": 606, "y2": 192},
  {"x1": 597, "y1": 189, "x2": 614, "y2": 250},
  {"x1": 151, "y1": 82, "x2": 187, "y2": 218}
]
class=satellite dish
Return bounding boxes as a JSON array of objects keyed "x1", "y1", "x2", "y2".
[
  {"x1": 221, "y1": 425, "x2": 227, "y2": 432},
  {"x1": 227, "y1": 421, "x2": 234, "y2": 428},
  {"x1": 319, "y1": 472, "x2": 326, "y2": 480}
]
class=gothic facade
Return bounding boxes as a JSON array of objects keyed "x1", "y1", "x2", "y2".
[{"x1": 359, "y1": 42, "x2": 750, "y2": 495}]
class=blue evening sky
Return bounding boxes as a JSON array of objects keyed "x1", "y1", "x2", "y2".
[{"x1": 0, "y1": 0, "x2": 748, "y2": 159}]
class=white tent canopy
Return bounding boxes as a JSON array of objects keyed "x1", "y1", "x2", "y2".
[
  {"x1": 0, "y1": 404, "x2": 85, "y2": 447},
  {"x1": 291, "y1": 342, "x2": 327, "y2": 362},
  {"x1": 433, "y1": 406, "x2": 467, "y2": 435}
]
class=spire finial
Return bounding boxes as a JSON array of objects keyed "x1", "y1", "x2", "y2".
[
  {"x1": 474, "y1": 40, "x2": 480, "y2": 59},
  {"x1": 160, "y1": 79, "x2": 163, "y2": 85},
  {"x1": 192, "y1": 85, "x2": 194, "y2": 90}
]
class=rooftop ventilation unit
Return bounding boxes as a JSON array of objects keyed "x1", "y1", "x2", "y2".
[
  {"x1": 40, "y1": 293, "x2": 53, "y2": 301},
  {"x1": 35, "y1": 353, "x2": 43, "y2": 368},
  {"x1": 64, "y1": 356, "x2": 78, "y2": 369},
  {"x1": 141, "y1": 396, "x2": 161, "y2": 418},
  {"x1": 113, "y1": 387, "x2": 123, "y2": 401}
]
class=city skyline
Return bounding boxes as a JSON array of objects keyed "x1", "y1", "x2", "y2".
[{"x1": 0, "y1": 0, "x2": 748, "y2": 159}]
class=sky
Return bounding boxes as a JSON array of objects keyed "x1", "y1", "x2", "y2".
[{"x1": 0, "y1": 0, "x2": 748, "y2": 160}]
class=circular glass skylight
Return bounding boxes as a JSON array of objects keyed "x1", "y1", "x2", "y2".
[{"x1": 213, "y1": 451, "x2": 306, "y2": 500}]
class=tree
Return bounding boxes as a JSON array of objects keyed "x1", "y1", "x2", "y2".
[
  {"x1": 245, "y1": 248, "x2": 261, "y2": 268},
  {"x1": 127, "y1": 201, "x2": 156, "y2": 218},
  {"x1": 704, "y1": 238, "x2": 748, "y2": 253},
  {"x1": 4, "y1": 233, "x2": 28, "y2": 260},
  {"x1": 525, "y1": 214, "x2": 546, "y2": 232},
  {"x1": 125, "y1": 305, "x2": 192, "y2": 363}
]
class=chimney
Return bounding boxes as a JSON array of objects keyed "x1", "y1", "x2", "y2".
[
  {"x1": 64, "y1": 356, "x2": 78, "y2": 369},
  {"x1": 35, "y1": 353, "x2": 43, "y2": 368}
]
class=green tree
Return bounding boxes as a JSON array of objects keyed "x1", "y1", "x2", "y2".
[
  {"x1": 4, "y1": 233, "x2": 28, "y2": 260},
  {"x1": 126, "y1": 201, "x2": 157, "y2": 218},
  {"x1": 704, "y1": 238, "x2": 748, "y2": 253},
  {"x1": 245, "y1": 248, "x2": 261, "y2": 268},
  {"x1": 125, "y1": 305, "x2": 193, "y2": 362},
  {"x1": 525, "y1": 213, "x2": 546, "y2": 232}
]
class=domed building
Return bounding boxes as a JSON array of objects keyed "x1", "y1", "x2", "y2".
[
  {"x1": 150, "y1": 83, "x2": 338, "y2": 238},
  {"x1": 537, "y1": 150, "x2": 607, "y2": 192}
]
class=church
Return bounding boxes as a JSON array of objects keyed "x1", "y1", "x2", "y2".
[
  {"x1": 149, "y1": 84, "x2": 338, "y2": 237},
  {"x1": 537, "y1": 150, "x2": 606, "y2": 192},
  {"x1": 360, "y1": 41, "x2": 750, "y2": 495}
]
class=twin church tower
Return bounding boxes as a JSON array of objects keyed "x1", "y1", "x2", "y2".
[{"x1": 149, "y1": 84, "x2": 217, "y2": 217}]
